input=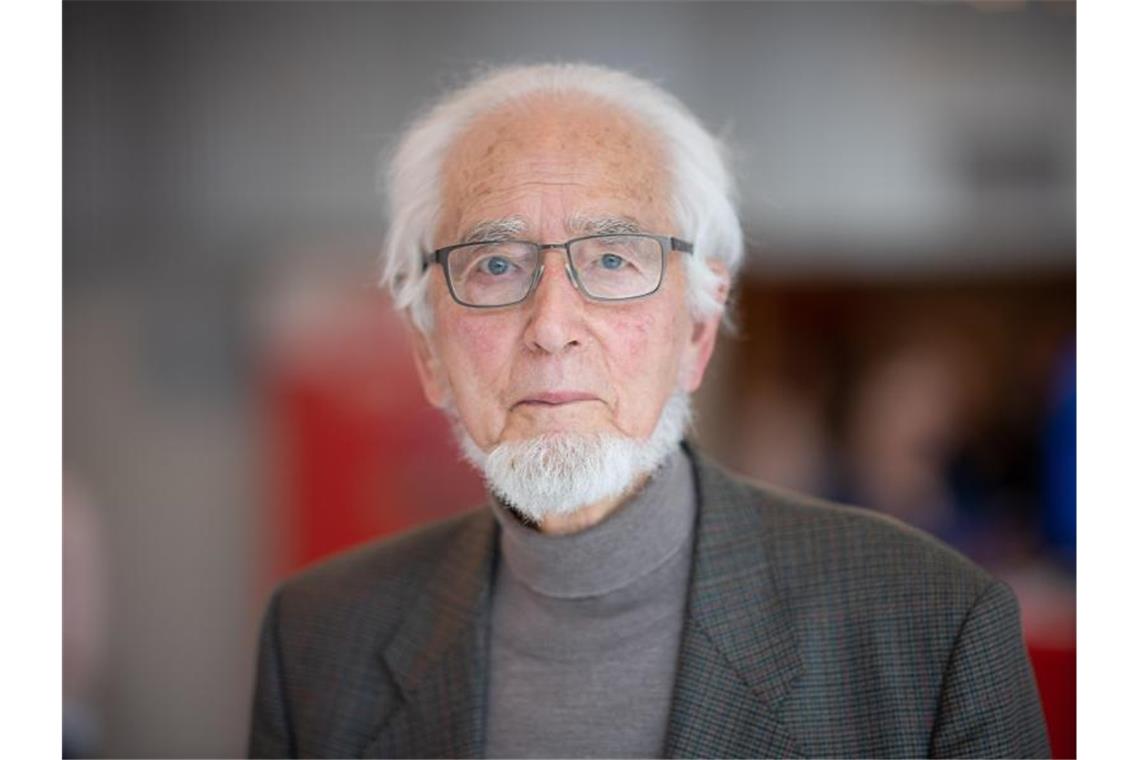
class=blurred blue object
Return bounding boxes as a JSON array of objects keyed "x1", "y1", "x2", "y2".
[{"x1": 1042, "y1": 345, "x2": 1076, "y2": 569}]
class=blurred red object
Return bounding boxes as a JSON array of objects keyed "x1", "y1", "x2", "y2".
[
  {"x1": 260, "y1": 277, "x2": 485, "y2": 584},
  {"x1": 1012, "y1": 569, "x2": 1076, "y2": 759},
  {"x1": 1028, "y1": 643, "x2": 1076, "y2": 759}
]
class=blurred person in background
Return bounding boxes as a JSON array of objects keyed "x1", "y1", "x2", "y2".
[
  {"x1": 63, "y1": 475, "x2": 107, "y2": 759},
  {"x1": 248, "y1": 63, "x2": 1048, "y2": 758},
  {"x1": 831, "y1": 338, "x2": 1018, "y2": 561}
]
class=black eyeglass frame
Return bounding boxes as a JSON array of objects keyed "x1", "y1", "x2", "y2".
[{"x1": 420, "y1": 233, "x2": 695, "y2": 308}]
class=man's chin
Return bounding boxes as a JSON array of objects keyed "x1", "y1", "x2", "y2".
[
  {"x1": 451, "y1": 390, "x2": 692, "y2": 522},
  {"x1": 476, "y1": 433, "x2": 648, "y2": 521},
  {"x1": 497, "y1": 426, "x2": 616, "y2": 445},
  {"x1": 457, "y1": 426, "x2": 627, "y2": 471},
  {"x1": 502, "y1": 405, "x2": 614, "y2": 439}
]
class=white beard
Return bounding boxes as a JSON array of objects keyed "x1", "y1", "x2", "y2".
[{"x1": 455, "y1": 391, "x2": 692, "y2": 524}]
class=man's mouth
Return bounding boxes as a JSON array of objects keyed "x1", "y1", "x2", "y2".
[{"x1": 514, "y1": 391, "x2": 600, "y2": 408}]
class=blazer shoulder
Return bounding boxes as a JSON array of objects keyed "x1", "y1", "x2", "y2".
[
  {"x1": 269, "y1": 506, "x2": 492, "y2": 635},
  {"x1": 700, "y1": 459, "x2": 995, "y2": 606}
]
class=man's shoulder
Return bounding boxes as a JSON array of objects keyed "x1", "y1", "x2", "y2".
[
  {"x1": 268, "y1": 507, "x2": 491, "y2": 637},
  {"x1": 697, "y1": 457, "x2": 996, "y2": 606}
]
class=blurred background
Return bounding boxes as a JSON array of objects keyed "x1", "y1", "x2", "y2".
[{"x1": 63, "y1": 2, "x2": 1075, "y2": 757}]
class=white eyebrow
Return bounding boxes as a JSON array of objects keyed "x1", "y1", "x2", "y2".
[
  {"x1": 459, "y1": 216, "x2": 528, "y2": 244},
  {"x1": 567, "y1": 214, "x2": 645, "y2": 236},
  {"x1": 456, "y1": 213, "x2": 645, "y2": 245}
]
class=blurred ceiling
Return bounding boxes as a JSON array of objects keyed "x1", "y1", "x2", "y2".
[{"x1": 64, "y1": 1, "x2": 1074, "y2": 280}]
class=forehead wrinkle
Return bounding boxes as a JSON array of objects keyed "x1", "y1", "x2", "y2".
[{"x1": 438, "y1": 96, "x2": 673, "y2": 246}]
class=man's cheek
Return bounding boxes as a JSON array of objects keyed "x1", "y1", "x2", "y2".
[
  {"x1": 461, "y1": 319, "x2": 507, "y2": 357},
  {"x1": 443, "y1": 319, "x2": 514, "y2": 392},
  {"x1": 610, "y1": 310, "x2": 685, "y2": 387},
  {"x1": 605, "y1": 310, "x2": 657, "y2": 360}
]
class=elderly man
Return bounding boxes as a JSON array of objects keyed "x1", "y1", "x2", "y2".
[{"x1": 248, "y1": 63, "x2": 1049, "y2": 759}]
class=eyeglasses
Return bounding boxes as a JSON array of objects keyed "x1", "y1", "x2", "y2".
[{"x1": 421, "y1": 233, "x2": 694, "y2": 308}]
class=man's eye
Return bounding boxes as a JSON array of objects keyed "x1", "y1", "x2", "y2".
[
  {"x1": 599, "y1": 253, "x2": 626, "y2": 270},
  {"x1": 478, "y1": 256, "x2": 514, "y2": 276}
]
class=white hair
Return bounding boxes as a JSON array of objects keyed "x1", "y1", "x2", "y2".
[
  {"x1": 457, "y1": 391, "x2": 692, "y2": 523},
  {"x1": 379, "y1": 62, "x2": 745, "y2": 333}
]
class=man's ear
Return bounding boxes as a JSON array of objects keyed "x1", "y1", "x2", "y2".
[
  {"x1": 407, "y1": 322, "x2": 452, "y2": 409},
  {"x1": 681, "y1": 259, "x2": 730, "y2": 394}
]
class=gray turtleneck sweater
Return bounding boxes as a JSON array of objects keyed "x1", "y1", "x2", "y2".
[{"x1": 484, "y1": 448, "x2": 697, "y2": 759}]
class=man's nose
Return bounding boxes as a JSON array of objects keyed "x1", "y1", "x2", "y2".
[{"x1": 521, "y1": 249, "x2": 587, "y2": 355}]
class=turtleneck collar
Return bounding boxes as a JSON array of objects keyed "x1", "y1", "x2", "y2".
[{"x1": 488, "y1": 447, "x2": 696, "y2": 599}]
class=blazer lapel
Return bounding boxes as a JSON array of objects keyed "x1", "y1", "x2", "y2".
[
  {"x1": 664, "y1": 448, "x2": 804, "y2": 759},
  {"x1": 365, "y1": 509, "x2": 498, "y2": 759}
]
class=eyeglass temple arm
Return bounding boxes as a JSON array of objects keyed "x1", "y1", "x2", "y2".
[{"x1": 671, "y1": 238, "x2": 694, "y2": 254}]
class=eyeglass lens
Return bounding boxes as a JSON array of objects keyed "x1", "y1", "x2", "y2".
[{"x1": 445, "y1": 235, "x2": 664, "y2": 306}]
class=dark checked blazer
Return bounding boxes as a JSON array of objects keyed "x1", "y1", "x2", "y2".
[{"x1": 248, "y1": 444, "x2": 1050, "y2": 758}]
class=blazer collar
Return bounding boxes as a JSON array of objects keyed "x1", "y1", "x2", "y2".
[
  {"x1": 664, "y1": 443, "x2": 804, "y2": 757},
  {"x1": 371, "y1": 509, "x2": 498, "y2": 758},
  {"x1": 370, "y1": 443, "x2": 803, "y2": 758}
]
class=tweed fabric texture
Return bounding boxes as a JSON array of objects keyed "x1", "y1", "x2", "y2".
[{"x1": 248, "y1": 445, "x2": 1050, "y2": 758}]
